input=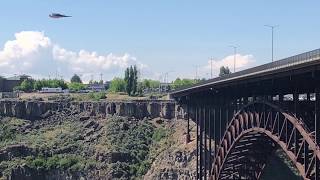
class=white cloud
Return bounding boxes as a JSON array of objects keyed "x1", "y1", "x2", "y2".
[
  {"x1": 0, "y1": 31, "x2": 147, "y2": 82},
  {"x1": 200, "y1": 54, "x2": 255, "y2": 78},
  {"x1": 52, "y1": 46, "x2": 145, "y2": 73},
  {"x1": 0, "y1": 31, "x2": 51, "y2": 60},
  {"x1": 0, "y1": 31, "x2": 51, "y2": 72}
]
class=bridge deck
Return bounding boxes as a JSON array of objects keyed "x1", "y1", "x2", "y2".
[{"x1": 171, "y1": 48, "x2": 320, "y2": 97}]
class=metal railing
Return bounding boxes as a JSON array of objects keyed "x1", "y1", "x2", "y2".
[{"x1": 171, "y1": 48, "x2": 320, "y2": 95}]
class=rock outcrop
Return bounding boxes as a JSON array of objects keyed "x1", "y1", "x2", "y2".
[
  {"x1": 0, "y1": 99, "x2": 176, "y2": 120},
  {"x1": 144, "y1": 119, "x2": 197, "y2": 180}
]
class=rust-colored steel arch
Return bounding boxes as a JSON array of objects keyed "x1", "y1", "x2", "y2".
[{"x1": 211, "y1": 101, "x2": 320, "y2": 180}]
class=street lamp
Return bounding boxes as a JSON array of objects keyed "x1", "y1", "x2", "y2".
[
  {"x1": 265, "y1": 25, "x2": 278, "y2": 62},
  {"x1": 229, "y1": 45, "x2": 238, "y2": 73},
  {"x1": 158, "y1": 75, "x2": 162, "y2": 93},
  {"x1": 193, "y1": 65, "x2": 199, "y2": 80},
  {"x1": 209, "y1": 57, "x2": 214, "y2": 79}
]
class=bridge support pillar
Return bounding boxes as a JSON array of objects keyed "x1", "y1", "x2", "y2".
[
  {"x1": 196, "y1": 107, "x2": 199, "y2": 179},
  {"x1": 316, "y1": 88, "x2": 320, "y2": 180},
  {"x1": 294, "y1": 89, "x2": 299, "y2": 117},
  {"x1": 199, "y1": 106, "x2": 203, "y2": 179},
  {"x1": 203, "y1": 107, "x2": 207, "y2": 180},
  {"x1": 186, "y1": 101, "x2": 191, "y2": 144}
]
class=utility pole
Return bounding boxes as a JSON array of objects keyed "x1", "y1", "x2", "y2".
[
  {"x1": 229, "y1": 45, "x2": 238, "y2": 73},
  {"x1": 164, "y1": 71, "x2": 174, "y2": 91},
  {"x1": 159, "y1": 75, "x2": 162, "y2": 93},
  {"x1": 100, "y1": 73, "x2": 103, "y2": 83},
  {"x1": 265, "y1": 25, "x2": 278, "y2": 62}
]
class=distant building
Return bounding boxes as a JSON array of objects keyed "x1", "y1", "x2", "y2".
[
  {"x1": 0, "y1": 75, "x2": 30, "y2": 92},
  {"x1": 85, "y1": 81, "x2": 110, "y2": 92},
  {"x1": 40, "y1": 87, "x2": 63, "y2": 93},
  {"x1": 86, "y1": 83, "x2": 106, "y2": 92}
]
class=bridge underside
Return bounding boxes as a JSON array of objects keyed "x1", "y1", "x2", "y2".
[
  {"x1": 219, "y1": 132, "x2": 276, "y2": 179},
  {"x1": 173, "y1": 52, "x2": 320, "y2": 179}
]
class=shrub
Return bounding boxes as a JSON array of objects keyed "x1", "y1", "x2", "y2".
[
  {"x1": 137, "y1": 161, "x2": 151, "y2": 176},
  {"x1": 59, "y1": 156, "x2": 79, "y2": 169},
  {"x1": 25, "y1": 155, "x2": 87, "y2": 171},
  {"x1": 88, "y1": 92, "x2": 106, "y2": 101},
  {"x1": 46, "y1": 155, "x2": 60, "y2": 169},
  {"x1": 29, "y1": 157, "x2": 46, "y2": 169},
  {"x1": 152, "y1": 128, "x2": 167, "y2": 142}
]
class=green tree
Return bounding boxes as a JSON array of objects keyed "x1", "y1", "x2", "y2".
[
  {"x1": 32, "y1": 79, "x2": 68, "y2": 91},
  {"x1": 143, "y1": 79, "x2": 151, "y2": 89},
  {"x1": 33, "y1": 80, "x2": 43, "y2": 91},
  {"x1": 17, "y1": 79, "x2": 34, "y2": 92},
  {"x1": 132, "y1": 65, "x2": 138, "y2": 95},
  {"x1": 109, "y1": 77, "x2": 126, "y2": 92},
  {"x1": 68, "y1": 82, "x2": 86, "y2": 91},
  {"x1": 142, "y1": 79, "x2": 160, "y2": 89},
  {"x1": 70, "y1": 74, "x2": 82, "y2": 83},
  {"x1": 123, "y1": 65, "x2": 139, "y2": 96},
  {"x1": 172, "y1": 78, "x2": 197, "y2": 89},
  {"x1": 219, "y1": 66, "x2": 231, "y2": 77},
  {"x1": 129, "y1": 66, "x2": 134, "y2": 96},
  {"x1": 137, "y1": 82, "x2": 143, "y2": 96}
]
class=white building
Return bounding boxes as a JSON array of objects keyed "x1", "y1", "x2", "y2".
[{"x1": 40, "y1": 87, "x2": 63, "y2": 93}]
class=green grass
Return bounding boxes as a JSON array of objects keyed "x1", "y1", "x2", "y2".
[{"x1": 25, "y1": 154, "x2": 91, "y2": 171}]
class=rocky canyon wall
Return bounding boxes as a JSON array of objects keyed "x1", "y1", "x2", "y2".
[{"x1": 0, "y1": 99, "x2": 177, "y2": 120}]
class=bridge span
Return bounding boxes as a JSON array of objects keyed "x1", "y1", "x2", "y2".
[{"x1": 171, "y1": 49, "x2": 320, "y2": 180}]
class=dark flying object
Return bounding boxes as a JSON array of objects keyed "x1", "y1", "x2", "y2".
[{"x1": 49, "y1": 13, "x2": 72, "y2": 18}]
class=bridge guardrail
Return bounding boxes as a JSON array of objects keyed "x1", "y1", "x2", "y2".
[{"x1": 171, "y1": 48, "x2": 320, "y2": 95}]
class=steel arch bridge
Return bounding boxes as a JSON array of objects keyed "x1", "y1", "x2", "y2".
[{"x1": 170, "y1": 49, "x2": 320, "y2": 180}]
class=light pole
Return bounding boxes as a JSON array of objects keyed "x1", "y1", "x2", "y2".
[
  {"x1": 158, "y1": 75, "x2": 162, "y2": 93},
  {"x1": 229, "y1": 45, "x2": 238, "y2": 73},
  {"x1": 209, "y1": 57, "x2": 214, "y2": 79},
  {"x1": 194, "y1": 65, "x2": 199, "y2": 80},
  {"x1": 265, "y1": 25, "x2": 278, "y2": 62}
]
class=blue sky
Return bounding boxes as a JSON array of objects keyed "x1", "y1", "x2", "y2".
[{"x1": 0, "y1": 1, "x2": 319, "y2": 81}]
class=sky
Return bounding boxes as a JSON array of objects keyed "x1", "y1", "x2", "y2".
[{"x1": 0, "y1": 0, "x2": 319, "y2": 82}]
